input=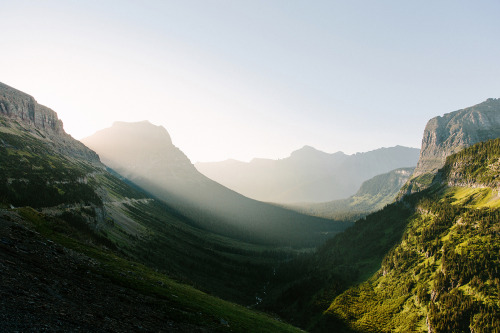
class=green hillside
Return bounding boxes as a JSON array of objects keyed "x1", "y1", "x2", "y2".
[
  {"x1": 264, "y1": 139, "x2": 500, "y2": 332},
  {"x1": 323, "y1": 139, "x2": 500, "y2": 332}
]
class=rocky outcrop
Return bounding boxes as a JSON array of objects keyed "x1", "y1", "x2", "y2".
[
  {"x1": 0, "y1": 82, "x2": 63, "y2": 133},
  {"x1": 399, "y1": 98, "x2": 500, "y2": 198},
  {"x1": 0, "y1": 82, "x2": 100, "y2": 163},
  {"x1": 413, "y1": 98, "x2": 500, "y2": 177}
]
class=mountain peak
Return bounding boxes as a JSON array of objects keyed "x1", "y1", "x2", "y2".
[
  {"x1": 413, "y1": 97, "x2": 500, "y2": 177},
  {"x1": 290, "y1": 145, "x2": 330, "y2": 159},
  {"x1": 101, "y1": 120, "x2": 173, "y2": 145}
]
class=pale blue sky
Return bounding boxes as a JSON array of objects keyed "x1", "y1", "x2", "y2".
[{"x1": 1, "y1": 1, "x2": 499, "y2": 162}]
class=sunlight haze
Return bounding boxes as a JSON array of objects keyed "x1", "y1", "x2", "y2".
[{"x1": 1, "y1": 0, "x2": 499, "y2": 162}]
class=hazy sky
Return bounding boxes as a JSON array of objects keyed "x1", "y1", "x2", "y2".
[{"x1": 2, "y1": 1, "x2": 500, "y2": 162}]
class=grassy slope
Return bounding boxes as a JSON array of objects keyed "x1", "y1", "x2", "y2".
[
  {"x1": 264, "y1": 139, "x2": 500, "y2": 332},
  {"x1": 0, "y1": 120, "x2": 298, "y2": 303},
  {"x1": 9, "y1": 207, "x2": 302, "y2": 332},
  {"x1": 263, "y1": 201, "x2": 414, "y2": 330},
  {"x1": 322, "y1": 139, "x2": 500, "y2": 332}
]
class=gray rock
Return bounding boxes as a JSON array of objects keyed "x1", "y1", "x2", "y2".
[
  {"x1": 399, "y1": 98, "x2": 500, "y2": 197},
  {"x1": 413, "y1": 98, "x2": 500, "y2": 177}
]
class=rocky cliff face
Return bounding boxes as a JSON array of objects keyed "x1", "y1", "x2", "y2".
[
  {"x1": 413, "y1": 98, "x2": 500, "y2": 177},
  {"x1": 399, "y1": 98, "x2": 500, "y2": 197},
  {"x1": 0, "y1": 82, "x2": 63, "y2": 133},
  {"x1": 0, "y1": 82, "x2": 99, "y2": 163}
]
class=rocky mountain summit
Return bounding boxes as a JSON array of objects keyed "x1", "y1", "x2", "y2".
[
  {"x1": 0, "y1": 82, "x2": 62, "y2": 132},
  {"x1": 413, "y1": 98, "x2": 500, "y2": 177},
  {"x1": 400, "y1": 98, "x2": 500, "y2": 197},
  {"x1": 0, "y1": 82, "x2": 99, "y2": 162}
]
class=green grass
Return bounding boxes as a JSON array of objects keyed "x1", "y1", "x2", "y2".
[
  {"x1": 443, "y1": 187, "x2": 500, "y2": 209},
  {"x1": 323, "y1": 187, "x2": 500, "y2": 332},
  {"x1": 16, "y1": 207, "x2": 303, "y2": 332}
]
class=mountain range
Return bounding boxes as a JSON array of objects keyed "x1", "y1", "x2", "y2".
[
  {"x1": 196, "y1": 145, "x2": 419, "y2": 203},
  {"x1": 263, "y1": 99, "x2": 500, "y2": 332},
  {"x1": 0, "y1": 81, "x2": 327, "y2": 330},
  {"x1": 82, "y1": 121, "x2": 349, "y2": 247},
  {"x1": 1, "y1": 81, "x2": 500, "y2": 332}
]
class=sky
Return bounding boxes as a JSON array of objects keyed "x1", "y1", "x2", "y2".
[{"x1": 1, "y1": 1, "x2": 500, "y2": 163}]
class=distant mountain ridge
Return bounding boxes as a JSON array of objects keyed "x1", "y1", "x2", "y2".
[{"x1": 196, "y1": 145, "x2": 420, "y2": 203}]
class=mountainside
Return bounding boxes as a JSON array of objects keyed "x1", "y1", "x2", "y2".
[
  {"x1": 264, "y1": 139, "x2": 500, "y2": 332},
  {"x1": 196, "y1": 145, "x2": 419, "y2": 203},
  {"x1": 83, "y1": 122, "x2": 349, "y2": 247},
  {"x1": 0, "y1": 209, "x2": 301, "y2": 333},
  {"x1": 401, "y1": 98, "x2": 500, "y2": 196},
  {"x1": 323, "y1": 138, "x2": 500, "y2": 332},
  {"x1": 285, "y1": 167, "x2": 414, "y2": 221},
  {"x1": 0, "y1": 82, "x2": 311, "y2": 331}
]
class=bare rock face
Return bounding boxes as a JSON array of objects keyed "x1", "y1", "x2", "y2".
[
  {"x1": 0, "y1": 82, "x2": 63, "y2": 133},
  {"x1": 0, "y1": 82, "x2": 100, "y2": 163},
  {"x1": 413, "y1": 98, "x2": 500, "y2": 177},
  {"x1": 398, "y1": 98, "x2": 500, "y2": 198}
]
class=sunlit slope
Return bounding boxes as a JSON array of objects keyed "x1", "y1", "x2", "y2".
[
  {"x1": 263, "y1": 139, "x2": 500, "y2": 332},
  {"x1": 322, "y1": 139, "x2": 500, "y2": 332},
  {"x1": 83, "y1": 121, "x2": 350, "y2": 247}
]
